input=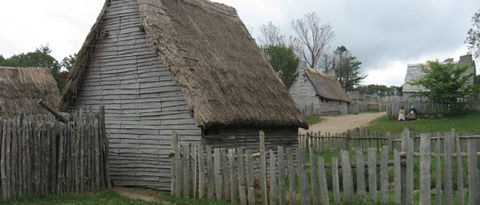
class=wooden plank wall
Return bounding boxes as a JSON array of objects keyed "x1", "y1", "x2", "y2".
[
  {"x1": 172, "y1": 130, "x2": 480, "y2": 205},
  {"x1": 73, "y1": 0, "x2": 202, "y2": 190},
  {"x1": 0, "y1": 110, "x2": 109, "y2": 201}
]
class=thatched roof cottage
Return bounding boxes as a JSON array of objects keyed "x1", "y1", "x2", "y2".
[
  {"x1": 0, "y1": 67, "x2": 60, "y2": 120},
  {"x1": 403, "y1": 54, "x2": 476, "y2": 98},
  {"x1": 289, "y1": 65, "x2": 350, "y2": 116},
  {"x1": 60, "y1": 0, "x2": 305, "y2": 190}
]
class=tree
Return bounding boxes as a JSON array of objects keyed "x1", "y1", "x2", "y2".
[
  {"x1": 356, "y1": 84, "x2": 402, "y2": 96},
  {"x1": 61, "y1": 53, "x2": 77, "y2": 71},
  {"x1": 330, "y1": 46, "x2": 366, "y2": 91},
  {"x1": 291, "y1": 12, "x2": 335, "y2": 69},
  {"x1": 258, "y1": 23, "x2": 300, "y2": 87},
  {"x1": 409, "y1": 60, "x2": 479, "y2": 104},
  {"x1": 0, "y1": 45, "x2": 67, "y2": 91},
  {"x1": 258, "y1": 22, "x2": 286, "y2": 46},
  {"x1": 466, "y1": 10, "x2": 480, "y2": 57},
  {"x1": 263, "y1": 44, "x2": 300, "y2": 87}
]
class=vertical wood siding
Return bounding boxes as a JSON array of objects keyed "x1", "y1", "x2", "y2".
[
  {"x1": 73, "y1": 0, "x2": 201, "y2": 190},
  {"x1": 289, "y1": 68, "x2": 348, "y2": 116}
]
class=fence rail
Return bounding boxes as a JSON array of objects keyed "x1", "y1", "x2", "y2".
[
  {"x1": 0, "y1": 108, "x2": 111, "y2": 200},
  {"x1": 171, "y1": 129, "x2": 480, "y2": 205}
]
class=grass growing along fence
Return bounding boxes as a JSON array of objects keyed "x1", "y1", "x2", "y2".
[{"x1": 366, "y1": 111, "x2": 480, "y2": 134}]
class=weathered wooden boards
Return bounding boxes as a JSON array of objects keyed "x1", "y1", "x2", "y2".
[
  {"x1": 171, "y1": 130, "x2": 480, "y2": 205},
  {"x1": 0, "y1": 109, "x2": 109, "y2": 200}
]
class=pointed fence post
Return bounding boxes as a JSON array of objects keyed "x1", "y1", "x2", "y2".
[
  {"x1": 419, "y1": 134, "x2": 431, "y2": 205},
  {"x1": 170, "y1": 131, "x2": 178, "y2": 195},
  {"x1": 259, "y1": 131, "x2": 268, "y2": 205}
]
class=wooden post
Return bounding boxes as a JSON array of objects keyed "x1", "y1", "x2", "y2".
[
  {"x1": 237, "y1": 148, "x2": 247, "y2": 205},
  {"x1": 278, "y1": 146, "x2": 286, "y2": 205},
  {"x1": 331, "y1": 157, "x2": 340, "y2": 202},
  {"x1": 183, "y1": 145, "x2": 191, "y2": 198},
  {"x1": 214, "y1": 148, "x2": 222, "y2": 201},
  {"x1": 310, "y1": 146, "x2": 320, "y2": 205},
  {"x1": 246, "y1": 149, "x2": 255, "y2": 205},
  {"x1": 170, "y1": 131, "x2": 178, "y2": 194},
  {"x1": 404, "y1": 136, "x2": 414, "y2": 205},
  {"x1": 455, "y1": 134, "x2": 464, "y2": 205},
  {"x1": 467, "y1": 138, "x2": 479, "y2": 204},
  {"x1": 380, "y1": 146, "x2": 388, "y2": 203},
  {"x1": 298, "y1": 149, "x2": 310, "y2": 205},
  {"x1": 259, "y1": 131, "x2": 268, "y2": 205},
  {"x1": 222, "y1": 148, "x2": 230, "y2": 201},
  {"x1": 443, "y1": 132, "x2": 453, "y2": 205},
  {"x1": 419, "y1": 133, "x2": 431, "y2": 205},
  {"x1": 435, "y1": 135, "x2": 441, "y2": 205},
  {"x1": 198, "y1": 145, "x2": 205, "y2": 199},
  {"x1": 1, "y1": 120, "x2": 8, "y2": 199},
  {"x1": 356, "y1": 148, "x2": 366, "y2": 197},
  {"x1": 318, "y1": 157, "x2": 330, "y2": 205},
  {"x1": 341, "y1": 150, "x2": 353, "y2": 199},
  {"x1": 229, "y1": 149, "x2": 239, "y2": 203},
  {"x1": 393, "y1": 149, "x2": 402, "y2": 204},
  {"x1": 269, "y1": 149, "x2": 277, "y2": 205},
  {"x1": 206, "y1": 146, "x2": 214, "y2": 201},
  {"x1": 287, "y1": 148, "x2": 296, "y2": 205}
]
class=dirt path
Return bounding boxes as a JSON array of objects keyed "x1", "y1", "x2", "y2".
[{"x1": 301, "y1": 112, "x2": 386, "y2": 134}]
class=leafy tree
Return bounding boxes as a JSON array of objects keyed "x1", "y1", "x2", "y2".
[
  {"x1": 61, "y1": 53, "x2": 77, "y2": 71},
  {"x1": 409, "y1": 60, "x2": 479, "y2": 104},
  {"x1": 466, "y1": 10, "x2": 480, "y2": 57},
  {"x1": 263, "y1": 44, "x2": 300, "y2": 87},
  {"x1": 330, "y1": 46, "x2": 366, "y2": 91},
  {"x1": 291, "y1": 12, "x2": 335, "y2": 69},
  {"x1": 0, "y1": 45, "x2": 67, "y2": 91}
]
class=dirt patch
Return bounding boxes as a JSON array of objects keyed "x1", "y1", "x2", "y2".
[
  {"x1": 113, "y1": 187, "x2": 172, "y2": 204},
  {"x1": 301, "y1": 112, "x2": 386, "y2": 134}
]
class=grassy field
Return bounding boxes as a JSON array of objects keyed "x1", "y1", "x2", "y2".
[
  {"x1": 366, "y1": 111, "x2": 480, "y2": 134},
  {"x1": 305, "y1": 115, "x2": 323, "y2": 125}
]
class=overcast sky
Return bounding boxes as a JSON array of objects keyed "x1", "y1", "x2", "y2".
[{"x1": 0, "y1": 0, "x2": 479, "y2": 86}]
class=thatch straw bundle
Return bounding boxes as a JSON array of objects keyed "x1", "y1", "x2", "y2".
[{"x1": 0, "y1": 67, "x2": 60, "y2": 120}]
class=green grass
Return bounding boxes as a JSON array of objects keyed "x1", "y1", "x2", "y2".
[
  {"x1": 366, "y1": 111, "x2": 480, "y2": 134},
  {"x1": 1, "y1": 191, "x2": 160, "y2": 205},
  {"x1": 305, "y1": 115, "x2": 323, "y2": 125}
]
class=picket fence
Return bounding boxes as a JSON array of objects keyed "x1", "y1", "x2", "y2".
[
  {"x1": 171, "y1": 130, "x2": 480, "y2": 205},
  {"x1": 298, "y1": 128, "x2": 395, "y2": 152},
  {"x1": 0, "y1": 108, "x2": 111, "y2": 200}
]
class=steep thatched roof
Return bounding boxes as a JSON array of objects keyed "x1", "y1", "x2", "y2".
[
  {"x1": 60, "y1": 0, "x2": 306, "y2": 128},
  {"x1": 305, "y1": 68, "x2": 350, "y2": 103},
  {"x1": 0, "y1": 67, "x2": 61, "y2": 120}
]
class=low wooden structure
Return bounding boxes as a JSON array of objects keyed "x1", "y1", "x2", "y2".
[
  {"x1": 59, "y1": 0, "x2": 305, "y2": 190},
  {"x1": 289, "y1": 64, "x2": 350, "y2": 116}
]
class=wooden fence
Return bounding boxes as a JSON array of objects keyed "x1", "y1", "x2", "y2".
[
  {"x1": 0, "y1": 108, "x2": 111, "y2": 200},
  {"x1": 298, "y1": 128, "x2": 396, "y2": 152},
  {"x1": 171, "y1": 130, "x2": 480, "y2": 205},
  {"x1": 385, "y1": 99, "x2": 480, "y2": 118}
]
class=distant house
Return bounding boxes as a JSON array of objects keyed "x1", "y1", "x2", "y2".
[
  {"x1": 0, "y1": 67, "x2": 60, "y2": 120},
  {"x1": 403, "y1": 54, "x2": 476, "y2": 98},
  {"x1": 289, "y1": 64, "x2": 350, "y2": 116},
  {"x1": 59, "y1": 0, "x2": 305, "y2": 190}
]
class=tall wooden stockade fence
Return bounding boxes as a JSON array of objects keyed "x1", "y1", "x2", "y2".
[
  {"x1": 385, "y1": 99, "x2": 480, "y2": 118},
  {"x1": 0, "y1": 108, "x2": 111, "y2": 200},
  {"x1": 171, "y1": 129, "x2": 480, "y2": 205}
]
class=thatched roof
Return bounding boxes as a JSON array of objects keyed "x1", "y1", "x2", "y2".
[
  {"x1": 0, "y1": 67, "x2": 60, "y2": 120},
  {"x1": 305, "y1": 68, "x2": 350, "y2": 102},
  {"x1": 60, "y1": 0, "x2": 306, "y2": 128}
]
